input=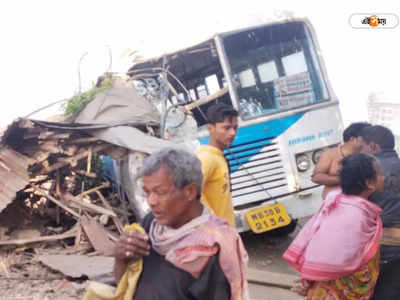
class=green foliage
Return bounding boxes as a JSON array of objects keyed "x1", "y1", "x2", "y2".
[{"x1": 64, "y1": 79, "x2": 112, "y2": 116}]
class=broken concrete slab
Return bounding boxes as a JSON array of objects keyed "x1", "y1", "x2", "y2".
[
  {"x1": 80, "y1": 216, "x2": 115, "y2": 256},
  {"x1": 39, "y1": 254, "x2": 114, "y2": 280}
]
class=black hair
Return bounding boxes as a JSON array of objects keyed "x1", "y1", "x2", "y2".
[
  {"x1": 342, "y1": 122, "x2": 371, "y2": 142},
  {"x1": 206, "y1": 103, "x2": 238, "y2": 124},
  {"x1": 340, "y1": 153, "x2": 378, "y2": 195},
  {"x1": 360, "y1": 125, "x2": 395, "y2": 150}
]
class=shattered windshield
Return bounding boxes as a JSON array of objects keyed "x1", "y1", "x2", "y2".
[{"x1": 222, "y1": 22, "x2": 329, "y2": 119}]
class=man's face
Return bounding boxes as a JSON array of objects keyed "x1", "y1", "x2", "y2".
[
  {"x1": 359, "y1": 137, "x2": 377, "y2": 155},
  {"x1": 142, "y1": 166, "x2": 193, "y2": 229},
  {"x1": 208, "y1": 117, "x2": 238, "y2": 150}
]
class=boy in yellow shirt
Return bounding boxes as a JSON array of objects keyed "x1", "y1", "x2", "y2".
[{"x1": 196, "y1": 103, "x2": 238, "y2": 226}]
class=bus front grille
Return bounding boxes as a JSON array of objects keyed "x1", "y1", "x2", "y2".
[{"x1": 225, "y1": 137, "x2": 288, "y2": 206}]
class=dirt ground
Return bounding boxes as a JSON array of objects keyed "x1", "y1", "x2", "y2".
[
  {"x1": 0, "y1": 250, "x2": 87, "y2": 300},
  {"x1": 242, "y1": 230, "x2": 299, "y2": 276},
  {"x1": 0, "y1": 221, "x2": 305, "y2": 300}
]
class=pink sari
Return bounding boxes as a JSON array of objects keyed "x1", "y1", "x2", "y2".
[{"x1": 283, "y1": 189, "x2": 382, "y2": 281}]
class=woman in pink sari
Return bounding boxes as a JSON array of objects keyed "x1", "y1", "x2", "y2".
[{"x1": 283, "y1": 153, "x2": 384, "y2": 299}]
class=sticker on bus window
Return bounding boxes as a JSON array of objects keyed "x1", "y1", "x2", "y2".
[{"x1": 273, "y1": 71, "x2": 315, "y2": 110}]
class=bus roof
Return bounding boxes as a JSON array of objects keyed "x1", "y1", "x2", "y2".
[{"x1": 127, "y1": 18, "x2": 313, "y2": 78}]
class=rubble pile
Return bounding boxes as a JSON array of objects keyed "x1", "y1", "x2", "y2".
[{"x1": 0, "y1": 118, "x2": 138, "y2": 282}]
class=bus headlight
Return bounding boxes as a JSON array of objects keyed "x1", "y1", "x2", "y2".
[
  {"x1": 296, "y1": 154, "x2": 310, "y2": 172},
  {"x1": 312, "y1": 149, "x2": 323, "y2": 164}
]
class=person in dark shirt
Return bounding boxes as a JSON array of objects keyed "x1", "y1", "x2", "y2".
[
  {"x1": 360, "y1": 125, "x2": 400, "y2": 299},
  {"x1": 113, "y1": 147, "x2": 249, "y2": 300},
  {"x1": 360, "y1": 125, "x2": 400, "y2": 178}
]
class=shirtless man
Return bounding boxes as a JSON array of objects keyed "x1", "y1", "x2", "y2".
[{"x1": 311, "y1": 122, "x2": 371, "y2": 199}]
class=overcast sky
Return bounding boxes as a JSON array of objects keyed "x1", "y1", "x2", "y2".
[{"x1": 0, "y1": 0, "x2": 399, "y2": 128}]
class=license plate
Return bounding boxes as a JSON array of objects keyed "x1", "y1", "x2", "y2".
[{"x1": 246, "y1": 203, "x2": 291, "y2": 233}]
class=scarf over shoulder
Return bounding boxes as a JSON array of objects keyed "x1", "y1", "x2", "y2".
[
  {"x1": 149, "y1": 206, "x2": 249, "y2": 300},
  {"x1": 283, "y1": 189, "x2": 382, "y2": 281}
]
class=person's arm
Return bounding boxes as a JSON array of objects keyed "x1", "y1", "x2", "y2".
[
  {"x1": 311, "y1": 150, "x2": 340, "y2": 186},
  {"x1": 113, "y1": 231, "x2": 150, "y2": 283}
]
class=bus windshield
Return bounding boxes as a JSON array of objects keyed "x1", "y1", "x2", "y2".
[{"x1": 222, "y1": 21, "x2": 330, "y2": 119}]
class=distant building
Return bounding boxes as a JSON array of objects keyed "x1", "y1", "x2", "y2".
[{"x1": 367, "y1": 92, "x2": 400, "y2": 148}]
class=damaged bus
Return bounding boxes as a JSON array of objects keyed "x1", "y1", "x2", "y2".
[{"x1": 127, "y1": 19, "x2": 344, "y2": 234}]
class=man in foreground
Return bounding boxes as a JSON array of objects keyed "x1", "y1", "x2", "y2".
[
  {"x1": 196, "y1": 103, "x2": 238, "y2": 226},
  {"x1": 311, "y1": 122, "x2": 370, "y2": 199},
  {"x1": 360, "y1": 125, "x2": 400, "y2": 299},
  {"x1": 113, "y1": 147, "x2": 249, "y2": 300}
]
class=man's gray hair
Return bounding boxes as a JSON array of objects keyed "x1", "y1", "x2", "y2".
[{"x1": 138, "y1": 147, "x2": 203, "y2": 199}]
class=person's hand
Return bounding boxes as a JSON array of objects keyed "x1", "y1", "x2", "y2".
[
  {"x1": 291, "y1": 279, "x2": 312, "y2": 296},
  {"x1": 115, "y1": 230, "x2": 150, "y2": 262}
]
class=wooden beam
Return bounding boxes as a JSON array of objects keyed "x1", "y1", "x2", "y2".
[
  {"x1": 34, "y1": 187, "x2": 80, "y2": 218},
  {"x1": 64, "y1": 137, "x2": 99, "y2": 145},
  {"x1": 96, "y1": 191, "x2": 124, "y2": 233},
  {"x1": 86, "y1": 146, "x2": 92, "y2": 173},
  {"x1": 41, "y1": 143, "x2": 110, "y2": 174},
  {"x1": 184, "y1": 86, "x2": 229, "y2": 111},
  {"x1": 0, "y1": 226, "x2": 78, "y2": 246},
  {"x1": 76, "y1": 182, "x2": 110, "y2": 198},
  {"x1": 74, "y1": 170, "x2": 97, "y2": 178},
  {"x1": 66, "y1": 197, "x2": 117, "y2": 218}
]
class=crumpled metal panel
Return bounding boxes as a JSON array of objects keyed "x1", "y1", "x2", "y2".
[
  {"x1": 73, "y1": 77, "x2": 160, "y2": 125},
  {"x1": 0, "y1": 147, "x2": 33, "y2": 213}
]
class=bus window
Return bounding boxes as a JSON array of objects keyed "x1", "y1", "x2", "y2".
[
  {"x1": 189, "y1": 89, "x2": 197, "y2": 101},
  {"x1": 222, "y1": 21, "x2": 330, "y2": 119},
  {"x1": 257, "y1": 60, "x2": 279, "y2": 83},
  {"x1": 282, "y1": 51, "x2": 308, "y2": 76},
  {"x1": 238, "y1": 69, "x2": 256, "y2": 88},
  {"x1": 205, "y1": 74, "x2": 220, "y2": 94},
  {"x1": 197, "y1": 84, "x2": 208, "y2": 98}
]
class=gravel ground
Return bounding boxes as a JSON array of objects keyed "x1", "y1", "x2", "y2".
[
  {"x1": 0, "y1": 219, "x2": 308, "y2": 299},
  {"x1": 242, "y1": 218, "x2": 307, "y2": 276}
]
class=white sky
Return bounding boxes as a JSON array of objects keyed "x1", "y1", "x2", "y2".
[{"x1": 0, "y1": 0, "x2": 399, "y2": 128}]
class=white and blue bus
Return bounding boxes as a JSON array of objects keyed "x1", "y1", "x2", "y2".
[{"x1": 128, "y1": 18, "x2": 344, "y2": 234}]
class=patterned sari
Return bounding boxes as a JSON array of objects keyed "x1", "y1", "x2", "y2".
[
  {"x1": 283, "y1": 190, "x2": 382, "y2": 300},
  {"x1": 307, "y1": 251, "x2": 380, "y2": 300}
]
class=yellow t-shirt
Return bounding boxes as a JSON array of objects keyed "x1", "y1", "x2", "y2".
[{"x1": 196, "y1": 145, "x2": 235, "y2": 227}]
